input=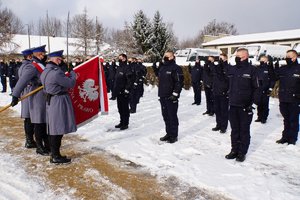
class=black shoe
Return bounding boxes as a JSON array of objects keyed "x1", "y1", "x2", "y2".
[
  {"x1": 225, "y1": 151, "x2": 238, "y2": 159},
  {"x1": 288, "y1": 141, "x2": 296, "y2": 145},
  {"x1": 276, "y1": 138, "x2": 288, "y2": 144},
  {"x1": 120, "y1": 125, "x2": 128, "y2": 130},
  {"x1": 236, "y1": 154, "x2": 246, "y2": 162},
  {"x1": 203, "y1": 111, "x2": 209, "y2": 115},
  {"x1": 50, "y1": 156, "x2": 71, "y2": 164},
  {"x1": 130, "y1": 110, "x2": 136, "y2": 113},
  {"x1": 220, "y1": 129, "x2": 226, "y2": 134},
  {"x1": 261, "y1": 120, "x2": 266, "y2": 124},
  {"x1": 208, "y1": 112, "x2": 214, "y2": 116},
  {"x1": 192, "y1": 102, "x2": 197, "y2": 105},
  {"x1": 212, "y1": 127, "x2": 220, "y2": 131},
  {"x1": 254, "y1": 118, "x2": 261, "y2": 122},
  {"x1": 25, "y1": 140, "x2": 37, "y2": 148},
  {"x1": 160, "y1": 134, "x2": 170, "y2": 141},
  {"x1": 115, "y1": 123, "x2": 122, "y2": 128},
  {"x1": 36, "y1": 147, "x2": 50, "y2": 156},
  {"x1": 167, "y1": 137, "x2": 178, "y2": 144}
]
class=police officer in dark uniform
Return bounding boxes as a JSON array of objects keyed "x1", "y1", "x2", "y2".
[
  {"x1": 136, "y1": 58, "x2": 147, "y2": 99},
  {"x1": 7, "y1": 59, "x2": 18, "y2": 93},
  {"x1": 190, "y1": 58, "x2": 203, "y2": 105},
  {"x1": 128, "y1": 57, "x2": 139, "y2": 113},
  {"x1": 108, "y1": 59, "x2": 117, "y2": 99},
  {"x1": 254, "y1": 55, "x2": 275, "y2": 124},
  {"x1": 273, "y1": 50, "x2": 300, "y2": 145},
  {"x1": 212, "y1": 53, "x2": 229, "y2": 133},
  {"x1": 104, "y1": 61, "x2": 110, "y2": 92},
  {"x1": 0, "y1": 59, "x2": 8, "y2": 93},
  {"x1": 111, "y1": 54, "x2": 133, "y2": 130},
  {"x1": 225, "y1": 48, "x2": 259, "y2": 162},
  {"x1": 158, "y1": 51, "x2": 184, "y2": 143},
  {"x1": 203, "y1": 56, "x2": 215, "y2": 116},
  {"x1": 11, "y1": 45, "x2": 50, "y2": 156}
]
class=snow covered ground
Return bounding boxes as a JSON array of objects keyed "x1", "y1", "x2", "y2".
[{"x1": 1, "y1": 86, "x2": 300, "y2": 200}]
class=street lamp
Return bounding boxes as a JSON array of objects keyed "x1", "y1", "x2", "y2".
[{"x1": 25, "y1": 24, "x2": 31, "y2": 48}]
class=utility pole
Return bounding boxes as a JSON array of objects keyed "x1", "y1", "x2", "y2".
[
  {"x1": 25, "y1": 24, "x2": 31, "y2": 48},
  {"x1": 47, "y1": 10, "x2": 50, "y2": 52}
]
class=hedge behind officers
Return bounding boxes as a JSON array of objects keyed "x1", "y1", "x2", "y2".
[{"x1": 158, "y1": 51, "x2": 184, "y2": 143}]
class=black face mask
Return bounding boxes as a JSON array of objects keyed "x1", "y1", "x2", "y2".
[
  {"x1": 285, "y1": 58, "x2": 293, "y2": 65},
  {"x1": 235, "y1": 57, "x2": 241, "y2": 65},
  {"x1": 41, "y1": 55, "x2": 47, "y2": 64},
  {"x1": 118, "y1": 59, "x2": 123, "y2": 63},
  {"x1": 260, "y1": 61, "x2": 265, "y2": 66}
]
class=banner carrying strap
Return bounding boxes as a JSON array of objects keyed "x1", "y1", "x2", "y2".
[{"x1": 32, "y1": 61, "x2": 45, "y2": 73}]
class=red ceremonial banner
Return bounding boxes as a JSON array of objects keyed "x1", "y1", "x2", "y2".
[{"x1": 69, "y1": 56, "x2": 108, "y2": 126}]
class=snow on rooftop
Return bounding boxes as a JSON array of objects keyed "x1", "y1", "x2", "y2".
[
  {"x1": 202, "y1": 29, "x2": 300, "y2": 46},
  {"x1": 1, "y1": 34, "x2": 110, "y2": 55}
]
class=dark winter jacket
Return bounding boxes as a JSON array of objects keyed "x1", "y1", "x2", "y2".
[
  {"x1": 112, "y1": 61, "x2": 133, "y2": 98},
  {"x1": 158, "y1": 60, "x2": 184, "y2": 98},
  {"x1": 227, "y1": 60, "x2": 259, "y2": 107},
  {"x1": 273, "y1": 60, "x2": 300, "y2": 103},
  {"x1": 191, "y1": 62, "x2": 202, "y2": 84},
  {"x1": 202, "y1": 62, "x2": 214, "y2": 88},
  {"x1": 0, "y1": 62, "x2": 8, "y2": 77},
  {"x1": 212, "y1": 61, "x2": 229, "y2": 96}
]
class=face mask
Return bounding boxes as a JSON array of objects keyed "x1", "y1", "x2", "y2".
[
  {"x1": 260, "y1": 61, "x2": 265, "y2": 66},
  {"x1": 285, "y1": 58, "x2": 293, "y2": 65},
  {"x1": 235, "y1": 57, "x2": 241, "y2": 65},
  {"x1": 42, "y1": 55, "x2": 48, "y2": 64},
  {"x1": 163, "y1": 57, "x2": 169, "y2": 62},
  {"x1": 118, "y1": 59, "x2": 123, "y2": 63}
]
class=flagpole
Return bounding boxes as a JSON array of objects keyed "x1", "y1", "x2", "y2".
[
  {"x1": 0, "y1": 86, "x2": 44, "y2": 113},
  {"x1": 66, "y1": 11, "x2": 70, "y2": 69}
]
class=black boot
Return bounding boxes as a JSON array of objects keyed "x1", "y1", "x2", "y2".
[
  {"x1": 160, "y1": 134, "x2": 170, "y2": 141},
  {"x1": 115, "y1": 123, "x2": 122, "y2": 128},
  {"x1": 50, "y1": 135, "x2": 70, "y2": 164},
  {"x1": 225, "y1": 151, "x2": 238, "y2": 159},
  {"x1": 120, "y1": 125, "x2": 128, "y2": 130},
  {"x1": 34, "y1": 123, "x2": 49, "y2": 156},
  {"x1": 212, "y1": 126, "x2": 220, "y2": 131},
  {"x1": 167, "y1": 137, "x2": 178, "y2": 144},
  {"x1": 236, "y1": 154, "x2": 246, "y2": 162},
  {"x1": 24, "y1": 118, "x2": 36, "y2": 148},
  {"x1": 276, "y1": 138, "x2": 288, "y2": 144}
]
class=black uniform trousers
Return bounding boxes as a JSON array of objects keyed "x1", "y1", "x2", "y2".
[
  {"x1": 214, "y1": 95, "x2": 229, "y2": 131},
  {"x1": 257, "y1": 93, "x2": 270, "y2": 121},
  {"x1": 229, "y1": 105, "x2": 253, "y2": 155},
  {"x1": 117, "y1": 93, "x2": 130, "y2": 126},
  {"x1": 129, "y1": 88, "x2": 139, "y2": 113},
  {"x1": 159, "y1": 97, "x2": 179, "y2": 139},
  {"x1": 9, "y1": 76, "x2": 16, "y2": 91},
  {"x1": 204, "y1": 86, "x2": 214, "y2": 113},
  {"x1": 1, "y1": 76, "x2": 6, "y2": 92},
  {"x1": 49, "y1": 135, "x2": 63, "y2": 157},
  {"x1": 192, "y1": 83, "x2": 202, "y2": 104},
  {"x1": 279, "y1": 102, "x2": 299, "y2": 143}
]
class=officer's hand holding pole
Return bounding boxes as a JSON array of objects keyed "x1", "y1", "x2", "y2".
[
  {"x1": 168, "y1": 92, "x2": 178, "y2": 101},
  {"x1": 11, "y1": 96, "x2": 19, "y2": 107}
]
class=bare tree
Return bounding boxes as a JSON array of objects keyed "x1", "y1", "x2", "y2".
[
  {"x1": 70, "y1": 8, "x2": 95, "y2": 56},
  {"x1": 38, "y1": 15, "x2": 63, "y2": 37},
  {"x1": 95, "y1": 16, "x2": 104, "y2": 55},
  {"x1": 0, "y1": 3, "x2": 23, "y2": 52}
]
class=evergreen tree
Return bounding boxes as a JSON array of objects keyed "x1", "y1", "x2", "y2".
[
  {"x1": 148, "y1": 11, "x2": 171, "y2": 62},
  {"x1": 131, "y1": 10, "x2": 152, "y2": 54}
]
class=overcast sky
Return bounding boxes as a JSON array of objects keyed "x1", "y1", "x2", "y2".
[{"x1": 2, "y1": 0, "x2": 300, "y2": 40}]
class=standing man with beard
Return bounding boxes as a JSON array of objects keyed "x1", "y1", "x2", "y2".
[
  {"x1": 274, "y1": 50, "x2": 300, "y2": 145},
  {"x1": 111, "y1": 54, "x2": 133, "y2": 130},
  {"x1": 158, "y1": 51, "x2": 184, "y2": 143},
  {"x1": 41, "y1": 50, "x2": 76, "y2": 164},
  {"x1": 11, "y1": 45, "x2": 50, "y2": 156},
  {"x1": 225, "y1": 48, "x2": 259, "y2": 162}
]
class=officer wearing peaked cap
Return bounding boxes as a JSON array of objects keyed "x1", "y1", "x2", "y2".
[
  {"x1": 11, "y1": 45, "x2": 50, "y2": 156},
  {"x1": 41, "y1": 50, "x2": 77, "y2": 164},
  {"x1": 16, "y1": 48, "x2": 36, "y2": 148}
]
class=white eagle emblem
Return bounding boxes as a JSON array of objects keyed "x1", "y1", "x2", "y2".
[{"x1": 78, "y1": 79, "x2": 99, "y2": 102}]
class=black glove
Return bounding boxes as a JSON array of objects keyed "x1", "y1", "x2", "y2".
[
  {"x1": 11, "y1": 96, "x2": 19, "y2": 107},
  {"x1": 243, "y1": 106, "x2": 254, "y2": 114},
  {"x1": 133, "y1": 82, "x2": 138, "y2": 90},
  {"x1": 168, "y1": 94, "x2": 178, "y2": 101}
]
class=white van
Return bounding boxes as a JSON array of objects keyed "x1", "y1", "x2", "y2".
[
  {"x1": 175, "y1": 48, "x2": 221, "y2": 65},
  {"x1": 229, "y1": 43, "x2": 290, "y2": 65}
]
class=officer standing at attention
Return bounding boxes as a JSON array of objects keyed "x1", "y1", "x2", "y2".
[
  {"x1": 17, "y1": 48, "x2": 36, "y2": 148},
  {"x1": 212, "y1": 53, "x2": 229, "y2": 133},
  {"x1": 40, "y1": 50, "x2": 76, "y2": 164},
  {"x1": 190, "y1": 58, "x2": 203, "y2": 105},
  {"x1": 225, "y1": 48, "x2": 259, "y2": 162},
  {"x1": 11, "y1": 45, "x2": 50, "y2": 156},
  {"x1": 202, "y1": 56, "x2": 215, "y2": 116},
  {"x1": 111, "y1": 54, "x2": 133, "y2": 130},
  {"x1": 273, "y1": 50, "x2": 300, "y2": 145},
  {"x1": 158, "y1": 51, "x2": 184, "y2": 143},
  {"x1": 0, "y1": 59, "x2": 8, "y2": 93},
  {"x1": 254, "y1": 55, "x2": 275, "y2": 124}
]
